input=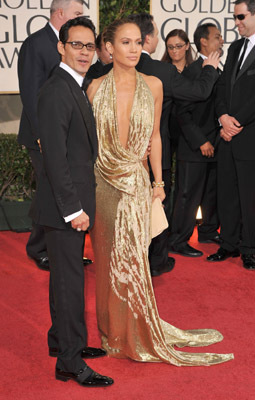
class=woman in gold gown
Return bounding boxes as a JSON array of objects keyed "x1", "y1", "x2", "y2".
[{"x1": 87, "y1": 19, "x2": 234, "y2": 366}]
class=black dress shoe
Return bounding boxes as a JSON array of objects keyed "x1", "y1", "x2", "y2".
[
  {"x1": 151, "y1": 257, "x2": 175, "y2": 277},
  {"x1": 55, "y1": 366, "x2": 114, "y2": 387},
  {"x1": 49, "y1": 346, "x2": 106, "y2": 359},
  {"x1": 241, "y1": 254, "x2": 255, "y2": 270},
  {"x1": 28, "y1": 255, "x2": 49, "y2": 271},
  {"x1": 83, "y1": 257, "x2": 93, "y2": 266},
  {"x1": 198, "y1": 234, "x2": 221, "y2": 244},
  {"x1": 168, "y1": 243, "x2": 203, "y2": 257},
  {"x1": 207, "y1": 247, "x2": 240, "y2": 262}
]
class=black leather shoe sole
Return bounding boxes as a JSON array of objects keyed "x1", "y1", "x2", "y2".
[
  {"x1": 83, "y1": 257, "x2": 93, "y2": 266},
  {"x1": 241, "y1": 255, "x2": 255, "y2": 270},
  {"x1": 198, "y1": 237, "x2": 221, "y2": 244},
  {"x1": 55, "y1": 367, "x2": 114, "y2": 387},
  {"x1": 49, "y1": 346, "x2": 107, "y2": 359},
  {"x1": 168, "y1": 248, "x2": 203, "y2": 257},
  {"x1": 207, "y1": 250, "x2": 240, "y2": 262},
  {"x1": 28, "y1": 256, "x2": 50, "y2": 271},
  {"x1": 151, "y1": 257, "x2": 175, "y2": 277}
]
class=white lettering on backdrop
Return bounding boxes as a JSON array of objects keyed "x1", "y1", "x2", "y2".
[
  {"x1": 151, "y1": 0, "x2": 239, "y2": 63},
  {"x1": 0, "y1": 0, "x2": 98, "y2": 93}
]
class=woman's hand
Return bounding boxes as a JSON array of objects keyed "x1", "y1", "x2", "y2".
[{"x1": 152, "y1": 187, "x2": 166, "y2": 202}]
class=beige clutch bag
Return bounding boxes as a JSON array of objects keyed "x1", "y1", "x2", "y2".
[{"x1": 151, "y1": 197, "x2": 169, "y2": 238}]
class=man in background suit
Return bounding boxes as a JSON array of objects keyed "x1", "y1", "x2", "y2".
[
  {"x1": 86, "y1": 32, "x2": 112, "y2": 79},
  {"x1": 168, "y1": 24, "x2": 223, "y2": 257},
  {"x1": 208, "y1": 0, "x2": 255, "y2": 269},
  {"x1": 18, "y1": 0, "x2": 92, "y2": 270},
  {"x1": 35, "y1": 16, "x2": 113, "y2": 386},
  {"x1": 128, "y1": 13, "x2": 220, "y2": 276}
]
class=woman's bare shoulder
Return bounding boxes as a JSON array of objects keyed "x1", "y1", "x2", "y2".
[
  {"x1": 140, "y1": 73, "x2": 162, "y2": 96},
  {"x1": 87, "y1": 75, "x2": 106, "y2": 103}
]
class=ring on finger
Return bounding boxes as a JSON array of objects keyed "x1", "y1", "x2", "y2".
[{"x1": 77, "y1": 227, "x2": 81, "y2": 232}]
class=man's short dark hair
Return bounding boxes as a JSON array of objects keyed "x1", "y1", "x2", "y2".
[
  {"x1": 59, "y1": 16, "x2": 96, "y2": 44},
  {"x1": 96, "y1": 33, "x2": 103, "y2": 50},
  {"x1": 234, "y1": 0, "x2": 255, "y2": 14},
  {"x1": 194, "y1": 23, "x2": 217, "y2": 52},
  {"x1": 128, "y1": 13, "x2": 154, "y2": 43}
]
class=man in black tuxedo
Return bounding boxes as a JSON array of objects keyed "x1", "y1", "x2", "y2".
[
  {"x1": 34, "y1": 17, "x2": 113, "y2": 386},
  {"x1": 168, "y1": 24, "x2": 224, "y2": 257},
  {"x1": 208, "y1": 0, "x2": 255, "y2": 269},
  {"x1": 18, "y1": 0, "x2": 92, "y2": 270},
  {"x1": 128, "y1": 13, "x2": 220, "y2": 276},
  {"x1": 86, "y1": 32, "x2": 113, "y2": 79}
]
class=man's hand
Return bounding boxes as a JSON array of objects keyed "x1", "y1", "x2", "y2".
[
  {"x1": 200, "y1": 141, "x2": 214, "y2": 157},
  {"x1": 37, "y1": 139, "x2": 42, "y2": 153},
  {"x1": 220, "y1": 127, "x2": 232, "y2": 142},
  {"x1": 219, "y1": 114, "x2": 243, "y2": 136},
  {"x1": 71, "y1": 211, "x2": 90, "y2": 231},
  {"x1": 202, "y1": 51, "x2": 220, "y2": 70}
]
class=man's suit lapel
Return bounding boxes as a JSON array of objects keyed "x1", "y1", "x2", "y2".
[
  {"x1": 236, "y1": 45, "x2": 255, "y2": 80},
  {"x1": 45, "y1": 23, "x2": 59, "y2": 48},
  {"x1": 231, "y1": 40, "x2": 244, "y2": 87},
  {"x1": 55, "y1": 68, "x2": 97, "y2": 156},
  {"x1": 71, "y1": 83, "x2": 98, "y2": 158},
  {"x1": 44, "y1": 23, "x2": 60, "y2": 76},
  {"x1": 197, "y1": 56, "x2": 204, "y2": 69}
]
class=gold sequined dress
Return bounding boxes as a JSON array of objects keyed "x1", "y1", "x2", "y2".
[{"x1": 90, "y1": 69, "x2": 233, "y2": 366}]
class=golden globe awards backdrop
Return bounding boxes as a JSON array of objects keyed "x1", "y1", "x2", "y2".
[
  {"x1": 151, "y1": 0, "x2": 240, "y2": 63},
  {"x1": 0, "y1": 0, "x2": 99, "y2": 93}
]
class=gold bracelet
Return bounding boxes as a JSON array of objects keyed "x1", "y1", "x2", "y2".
[{"x1": 152, "y1": 181, "x2": 165, "y2": 188}]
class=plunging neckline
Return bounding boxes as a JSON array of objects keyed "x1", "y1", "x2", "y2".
[{"x1": 113, "y1": 70, "x2": 138, "y2": 151}]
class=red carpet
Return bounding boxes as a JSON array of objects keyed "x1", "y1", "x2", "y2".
[{"x1": 0, "y1": 229, "x2": 255, "y2": 400}]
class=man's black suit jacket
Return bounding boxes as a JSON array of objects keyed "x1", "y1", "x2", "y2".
[
  {"x1": 86, "y1": 59, "x2": 113, "y2": 80},
  {"x1": 135, "y1": 53, "x2": 219, "y2": 169},
  {"x1": 33, "y1": 67, "x2": 98, "y2": 230},
  {"x1": 216, "y1": 38, "x2": 255, "y2": 161},
  {"x1": 176, "y1": 57, "x2": 219, "y2": 162},
  {"x1": 18, "y1": 23, "x2": 60, "y2": 150}
]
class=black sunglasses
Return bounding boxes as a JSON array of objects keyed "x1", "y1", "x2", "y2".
[{"x1": 233, "y1": 13, "x2": 250, "y2": 21}]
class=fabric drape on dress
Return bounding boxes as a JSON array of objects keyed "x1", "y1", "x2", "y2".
[{"x1": 90, "y1": 69, "x2": 234, "y2": 366}]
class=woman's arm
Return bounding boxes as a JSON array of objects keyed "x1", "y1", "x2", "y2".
[{"x1": 145, "y1": 76, "x2": 165, "y2": 202}]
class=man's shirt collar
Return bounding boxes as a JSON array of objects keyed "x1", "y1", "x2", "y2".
[
  {"x1": 60, "y1": 62, "x2": 84, "y2": 87},
  {"x1": 49, "y1": 22, "x2": 59, "y2": 39}
]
